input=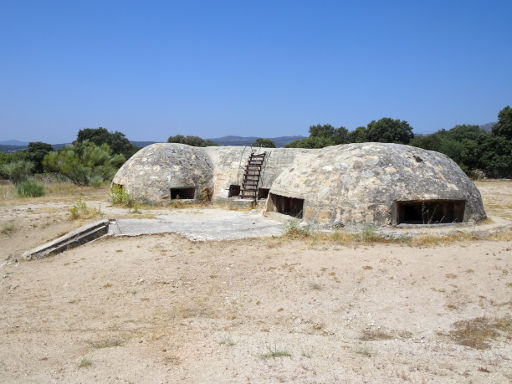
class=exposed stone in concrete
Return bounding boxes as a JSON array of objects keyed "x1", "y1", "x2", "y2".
[
  {"x1": 112, "y1": 142, "x2": 486, "y2": 227},
  {"x1": 268, "y1": 143, "x2": 486, "y2": 226},
  {"x1": 112, "y1": 143, "x2": 214, "y2": 204}
]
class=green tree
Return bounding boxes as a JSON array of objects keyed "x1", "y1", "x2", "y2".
[
  {"x1": 309, "y1": 124, "x2": 335, "y2": 138},
  {"x1": 492, "y1": 105, "x2": 512, "y2": 140},
  {"x1": 347, "y1": 126, "x2": 368, "y2": 143},
  {"x1": 167, "y1": 135, "x2": 217, "y2": 147},
  {"x1": 285, "y1": 135, "x2": 335, "y2": 149},
  {"x1": 252, "y1": 138, "x2": 276, "y2": 148},
  {"x1": 285, "y1": 124, "x2": 349, "y2": 148},
  {"x1": 43, "y1": 141, "x2": 125, "y2": 185},
  {"x1": 365, "y1": 118, "x2": 414, "y2": 144},
  {"x1": 25, "y1": 142, "x2": 54, "y2": 173},
  {"x1": 333, "y1": 127, "x2": 349, "y2": 144},
  {"x1": 477, "y1": 135, "x2": 512, "y2": 177},
  {"x1": 437, "y1": 139, "x2": 464, "y2": 164},
  {"x1": 409, "y1": 133, "x2": 443, "y2": 151},
  {"x1": 76, "y1": 127, "x2": 137, "y2": 158},
  {"x1": 445, "y1": 124, "x2": 485, "y2": 141}
]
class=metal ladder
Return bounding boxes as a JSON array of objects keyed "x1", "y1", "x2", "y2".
[{"x1": 240, "y1": 152, "x2": 266, "y2": 201}]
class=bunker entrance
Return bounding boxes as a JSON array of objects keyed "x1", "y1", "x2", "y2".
[
  {"x1": 258, "y1": 188, "x2": 269, "y2": 199},
  {"x1": 270, "y1": 193, "x2": 304, "y2": 218},
  {"x1": 396, "y1": 200, "x2": 465, "y2": 225},
  {"x1": 228, "y1": 185, "x2": 240, "y2": 197},
  {"x1": 170, "y1": 187, "x2": 195, "y2": 200}
]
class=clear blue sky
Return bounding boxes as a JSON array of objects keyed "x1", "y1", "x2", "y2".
[{"x1": 0, "y1": 0, "x2": 511, "y2": 143}]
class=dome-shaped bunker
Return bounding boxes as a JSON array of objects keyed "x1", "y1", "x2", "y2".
[
  {"x1": 266, "y1": 143, "x2": 486, "y2": 226},
  {"x1": 112, "y1": 142, "x2": 486, "y2": 227},
  {"x1": 112, "y1": 143, "x2": 214, "y2": 204}
]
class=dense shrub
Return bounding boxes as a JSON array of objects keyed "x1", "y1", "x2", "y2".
[
  {"x1": 0, "y1": 160, "x2": 34, "y2": 184},
  {"x1": 43, "y1": 141, "x2": 125, "y2": 186},
  {"x1": 108, "y1": 184, "x2": 134, "y2": 206},
  {"x1": 25, "y1": 142, "x2": 53, "y2": 173},
  {"x1": 15, "y1": 180, "x2": 45, "y2": 197}
]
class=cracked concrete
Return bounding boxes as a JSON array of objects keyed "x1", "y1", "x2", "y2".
[{"x1": 109, "y1": 208, "x2": 285, "y2": 241}]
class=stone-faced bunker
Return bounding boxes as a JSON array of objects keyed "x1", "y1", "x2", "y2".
[{"x1": 112, "y1": 142, "x2": 486, "y2": 227}]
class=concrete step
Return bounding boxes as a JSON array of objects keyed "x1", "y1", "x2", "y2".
[{"x1": 22, "y1": 219, "x2": 110, "y2": 260}]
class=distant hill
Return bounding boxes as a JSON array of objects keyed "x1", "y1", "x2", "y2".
[
  {"x1": 0, "y1": 144, "x2": 27, "y2": 153},
  {"x1": 209, "y1": 135, "x2": 306, "y2": 147},
  {"x1": 0, "y1": 142, "x2": 70, "y2": 153},
  {"x1": 131, "y1": 140, "x2": 160, "y2": 147},
  {"x1": 480, "y1": 122, "x2": 495, "y2": 133},
  {"x1": 0, "y1": 140, "x2": 28, "y2": 146}
]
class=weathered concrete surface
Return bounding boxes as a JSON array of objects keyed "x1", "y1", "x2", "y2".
[
  {"x1": 269, "y1": 143, "x2": 486, "y2": 226},
  {"x1": 203, "y1": 146, "x2": 310, "y2": 201},
  {"x1": 109, "y1": 209, "x2": 284, "y2": 241},
  {"x1": 112, "y1": 143, "x2": 214, "y2": 204},
  {"x1": 113, "y1": 142, "x2": 486, "y2": 227},
  {"x1": 22, "y1": 219, "x2": 109, "y2": 260}
]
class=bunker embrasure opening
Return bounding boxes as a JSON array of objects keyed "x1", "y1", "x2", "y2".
[
  {"x1": 258, "y1": 188, "x2": 269, "y2": 199},
  {"x1": 270, "y1": 193, "x2": 304, "y2": 218},
  {"x1": 170, "y1": 187, "x2": 195, "y2": 200},
  {"x1": 228, "y1": 185, "x2": 241, "y2": 197},
  {"x1": 396, "y1": 200, "x2": 465, "y2": 225}
]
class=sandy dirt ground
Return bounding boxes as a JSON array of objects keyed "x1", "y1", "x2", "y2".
[{"x1": 1, "y1": 180, "x2": 512, "y2": 383}]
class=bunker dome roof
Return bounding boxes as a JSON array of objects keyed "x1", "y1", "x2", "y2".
[
  {"x1": 269, "y1": 143, "x2": 485, "y2": 225},
  {"x1": 112, "y1": 143, "x2": 214, "y2": 203}
]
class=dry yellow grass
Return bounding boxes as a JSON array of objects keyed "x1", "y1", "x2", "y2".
[
  {"x1": 278, "y1": 226, "x2": 512, "y2": 248},
  {"x1": 0, "y1": 182, "x2": 108, "y2": 206},
  {"x1": 448, "y1": 316, "x2": 512, "y2": 350}
]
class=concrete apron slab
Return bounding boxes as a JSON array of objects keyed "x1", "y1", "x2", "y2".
[
  {"x1": 20, "y1": 211, "x2": 285, "y2": 260},
  {"x1": 110, "y1": 210, "x2": 285, "y2": 241}
]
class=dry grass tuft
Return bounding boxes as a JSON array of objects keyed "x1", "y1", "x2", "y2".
[
  {"x1": 78, "y1": 358, "x2": 92, "y2": 368},
  {"x1": 69, "y1": 196, "x2": 103, "y2": 220},
  {"x1": 410, "y1": 229, "x2": 512, "y2": 247},
  {"x1": 89, "y1": 338, "x2": 124, "y2": 349},
  {"x1": 448, "y1": 316, "x2": 512, "y2": 350},
  {"x1": 259, "y1": 346, "x2": 292, "y2": 360},
  {"x1": 309, "y1": 282, "x2": 323, "y2": 291},
  {"x1": 283, "y1": 220, "x2": 311, "y2": 239},
  {"x1": 360, "y1": 328, "x2": 393, "y2": 341},
  {"x1": 1, "y1": 221, "x2": 16, "y2": 236},
  {"x1": 217, "y1": 337, "x2": 236, "y2": 346},
  {"x1": 174, "y1": 296, "x2": 216, "y2": 319}
]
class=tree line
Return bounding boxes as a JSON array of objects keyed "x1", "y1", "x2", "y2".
[
  {"x1": 1, "y1": 106, "x2": 510, "y2": 196},
  {"x1": 0, "y1": 128, "x2": 136, "y2": 195},
  {"x1": 283, "y1": 106, "x2": 511, "y2": 178}
]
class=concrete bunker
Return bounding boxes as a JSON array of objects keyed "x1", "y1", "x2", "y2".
[
  {"x1": 268, "y1": 193, "x2": 304, "y2": 218},
  {"x1": 394, "y1": 200, "x2": 465, "y2": 225},
  {"x1": 171, "y1": 187, "x2": 195, "y2": 200},
  {"x1": 113, "y1": 142, "x2": 486, "y2": 227}
]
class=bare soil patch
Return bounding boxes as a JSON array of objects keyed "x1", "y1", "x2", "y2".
[{"x1": 0, "y1": 180, "x2": 511, "y2": 383}]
